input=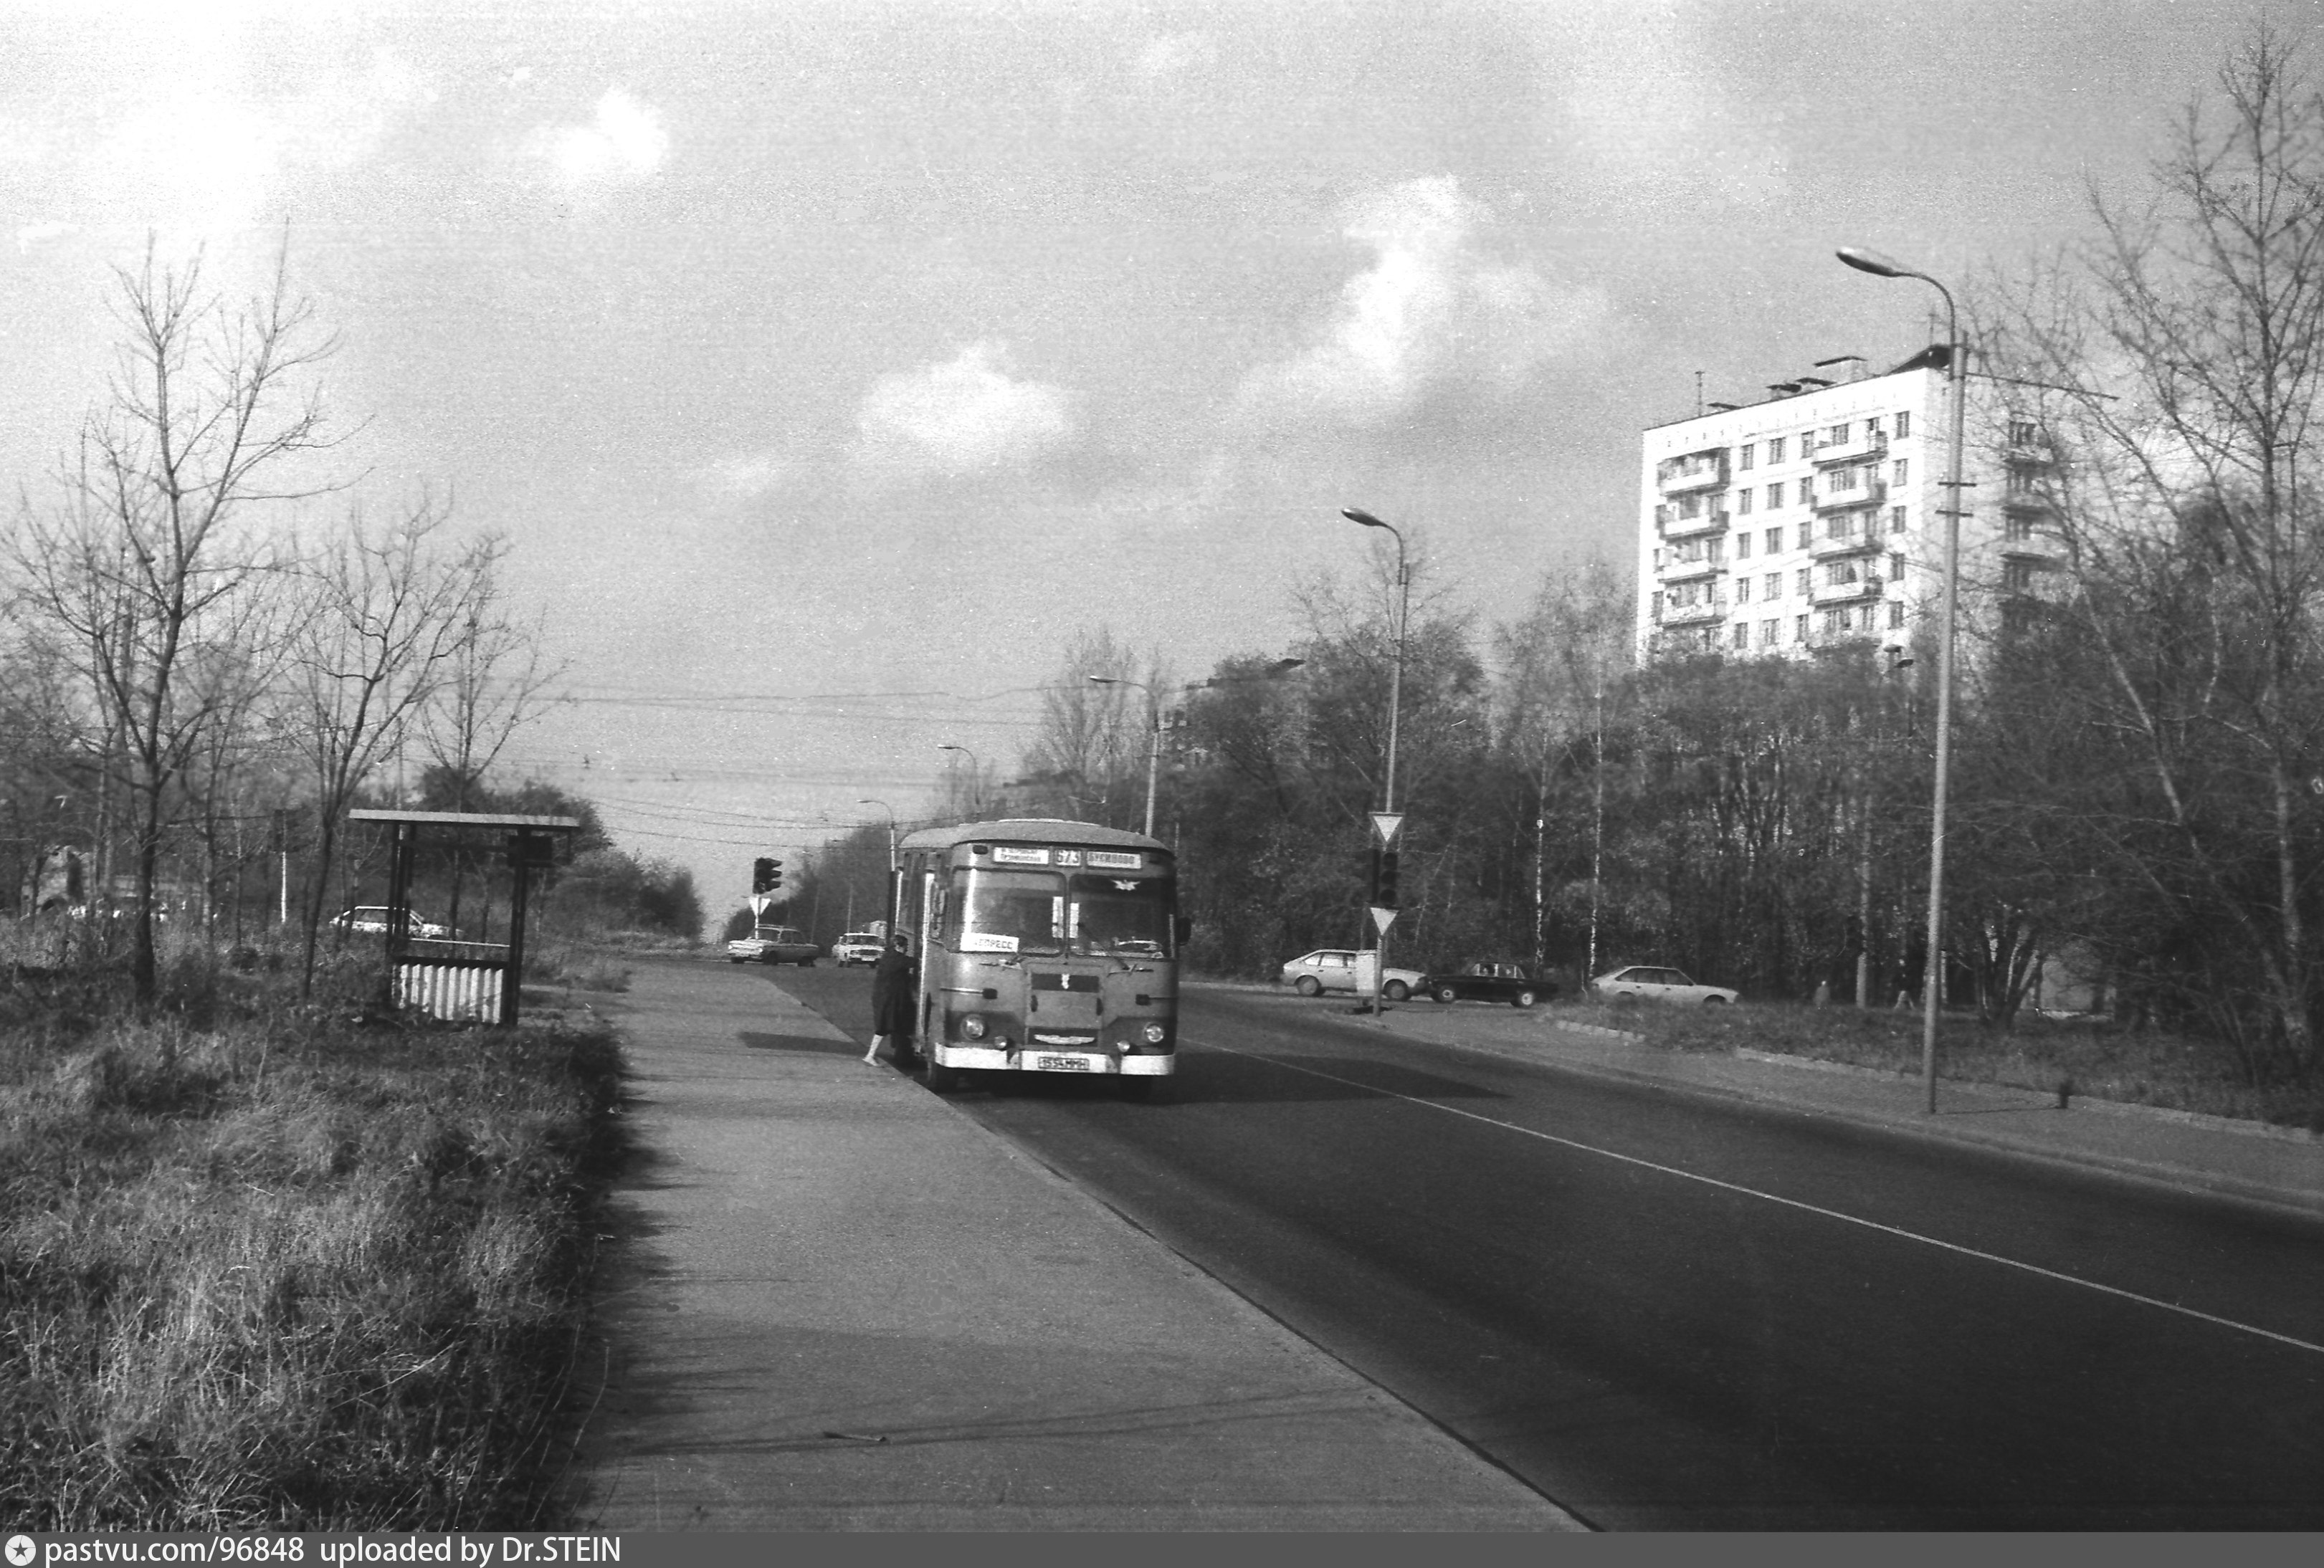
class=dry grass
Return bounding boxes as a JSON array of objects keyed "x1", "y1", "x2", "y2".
[
  {"x1": 0, "y1": 952, "x2": 629, "y2": 1531},
  {"x1": 1557, "y1": 996, "x2": 2324, "y2": 1131}
]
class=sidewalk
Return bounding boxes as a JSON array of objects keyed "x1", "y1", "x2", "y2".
[
  {"x1": 1277, "y1": 987, "x2": 2324, "y2": 1220},
  {"x1": 571, "y1": 959, "x2": 1583, "y2": 1531}
]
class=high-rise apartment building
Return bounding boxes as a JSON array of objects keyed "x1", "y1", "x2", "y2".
[{"x1": 1637, "y1": 349, "x2": 2059, "y2": 660}]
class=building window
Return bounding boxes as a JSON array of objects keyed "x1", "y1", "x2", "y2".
[
  {"x1": 1889, "y1": 601, "x2": 1905, "y2": 629},
  {"x1": 2006, "y1": 512, "x2": 2034, "y2": 541},
  {"x1": 1866, "y1": 414, "x2": 1884, "y2": 438},
  {"x1": 1827, "y1": 559, "x2": 1857, "y2": 584},
  {"x1": 1826, "y1": 512, "x2": 1849, "y2": 540},
  {"x1": 1889, "y1": 552, "x2": 1905, "y2": 581},
  {"x1": 1739, "y1": 443, "x2": 1756, "y2": 470},
  {"x1": 1890, "y1": 505, "x2": 1907, "y2": 534},
  {"x1": 2004, "y1": 560, "x2": 2034, "y2": 592},
  {"x1": 2010, "y1": 420, "x2": 2039, "y2": 446},
  {"x1": 1796, "y1": 525, "x2": 1811, "y2": 551},
  {"x1": 1766, "y1": 571, "x2": 1782, "y2": 599},
  {"x1": 1707, "y1": 537, "x2": 1724, "y2": 565},
  {"x1": 1732, "y1": 622, "x2": 1749, "y2": 650},
  {"x1": 1736, "y1": 531, "x2": 1752, "y2": 558},
  {"x1": 1762, "y1": 619, "x2": 1778, "y2": 646},
  {"x1": 1735, "y1": 577, "x2": 1751, "y2": 603},
  {"x1": 1766, "y1": 482, "x2": 1784, "y2": 508},
  {"x1": 2007, "y1": 467, "x2": 2038, "y2": 494},
  {"x1": 1824, "y1": 607, "x2": 1852, "y2": 634},
  {"x1": 1828, "y1": 422, "x2": 1849, "y2": 447},
  {"x1": 1679, "y1": 492, "x2": 1703, "y2": 519},
  {"x1": 1831, "y1": 464, "x2": 1859, "y2": 492},
  {"x1": 1738, "y1": 489, "x2": 1754, "y2": 516},
  {"x1": 1795, "y1": 614, "x2": 1809, "y2": 643},
  {"x1": 1893, "y1": 458, "x2": 1909, "y2": 487},
  {"x1": 1796, "y1": 568, "x2": 1811, "y2": 597},
  {"x1": 1895, "y1": 411, "x2": 1911, "y2": 439},
  {"x1": 1768, "y1": 436, "x2": 1787, "y2": 464},
  {"x1": 1765, "y1": 527, "x2": 1782, "y2": 555}
]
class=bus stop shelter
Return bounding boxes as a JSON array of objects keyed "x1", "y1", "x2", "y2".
[{"x1": 346, "y1": 808, "x2": 582, "y2": 1027}]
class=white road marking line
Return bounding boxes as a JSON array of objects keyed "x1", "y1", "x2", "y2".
[{"x1": 1189, "y1": 1037, "x2": 2324, "y2": 1357}]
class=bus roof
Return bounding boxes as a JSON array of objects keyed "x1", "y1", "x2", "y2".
[{"x1": 897, "y1": 817, "x2": 1170, "y2": 857}]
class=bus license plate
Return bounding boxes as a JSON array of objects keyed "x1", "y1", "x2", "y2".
[{"x1": 1034, "y1": 1053, "x2": 1093, "y2": 1072}]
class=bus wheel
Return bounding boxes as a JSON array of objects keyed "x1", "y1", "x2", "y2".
[
  {"x1": 1118, "y1": 1076, "x2": 1158, "y2": 1102},
  {"x1": 923, "y1": 1055, "x2": 963, "y2": 1094}
]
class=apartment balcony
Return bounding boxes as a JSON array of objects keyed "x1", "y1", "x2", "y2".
[
  {"x1": 1811, "y1": 430, "x2": 1890, "y2": 467},
  {"x1": 1657, "y1": 598, "x2": 1726, "y2": 627},
  {"x1": 1810, "y1": 575, "x2": 1885, "y2": 607},
  {"x1": 1659, "y1": 507, "x2": 1730, "y2": 540},
  {"x1": 1659, "y1": 556, "x2": 1723, "y2": 587},
  {"x1": 1811, "y1": 477, "x2": 1888, "y2": 514},
  {"x1": 1656, "y1": 450, "x2": 1730, "y2": 494},
  {"x1": 1809, "y1": 529, "x2": 1882, "y2": 560}
]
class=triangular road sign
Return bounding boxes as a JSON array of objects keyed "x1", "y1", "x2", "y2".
[
  {"x1": 1369, "y1": 905, "x2": 1399, "y2": 936},
  {"x1": 1371, "y1": 812, "x2": 1404, "y2": 848},
  {"x1": 749, "y1": 893, "x2": 773, "y2": 917}
]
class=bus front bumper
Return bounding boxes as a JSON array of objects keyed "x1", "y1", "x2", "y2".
[{"x1": 927, "y1": 1044, "x2": 1175, "y2": 1076}]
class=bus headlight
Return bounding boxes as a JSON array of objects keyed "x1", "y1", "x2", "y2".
[
  {"x1": 961, "y1": 1014, "x2": 987, "y2": 1041},
  {"x1": 1140, "y1": 1022, "x2": 1167, "y2": 1046}
]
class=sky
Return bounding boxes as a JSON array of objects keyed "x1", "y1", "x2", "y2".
[{"x1": 0, "y1": 0, "x2": 2302, "y2": 919}]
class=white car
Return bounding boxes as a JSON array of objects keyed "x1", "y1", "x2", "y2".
[
  {"x1": 333, "y1": 906, "x2": 451, "y2": 940},
  {"x1": 832, "y1": 932, "x2": 886, "y2": 966},
  {"x1": 1591, "y1": 965, "x2": 1738, "y2": 1005},
  {"x1": 1280, "y1": 948, "x2": 1428, "y2": 1003}
]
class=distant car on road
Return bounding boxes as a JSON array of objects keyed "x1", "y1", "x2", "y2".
[
  {"x1": 1591, "y1": 965, "x2": 1738, "y2": 1005},
  {"x1": 832, "y1": 931, "x2": 885, "y2": 966},
  {"x1": 728, "y1": 926, "x2": 819, "y2": 965},
  {"x1": 333, "y1": 906, "x2": 450, "y2": 940},
  {"x1": 1280, "y1": 947, "x2": 1427, "y2": 1002},
  {"x1": 1422, "y1": 960, "x2": 1554, "y2": 1008}
]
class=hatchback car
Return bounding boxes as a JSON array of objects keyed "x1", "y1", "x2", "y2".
[
  {"x1": 1280, "y1": 948, "x2": 1428, "y2": 1002},
  {"x1": 1591, "y1": 965, "x2": 1738, "y2": 1005}
]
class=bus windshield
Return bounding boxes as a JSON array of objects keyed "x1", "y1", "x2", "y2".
[
  {"x1": 1070, "y1": 872, "x2": 1173, "y2": 958},
  {"x1": 946, "y1": 868, "x2": 1065, "y2": 955}
]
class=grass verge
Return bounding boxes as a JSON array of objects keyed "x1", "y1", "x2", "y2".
[
  {"x1": 1555, "y1": 998, "x2": 2324, "y2": 1132},
  {"x1": 0, "y1": 980, "x2": 630, "y2": 1530}
]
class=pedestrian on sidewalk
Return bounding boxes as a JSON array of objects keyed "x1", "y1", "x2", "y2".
[{"x1": 864, "y1": 932, "x2": 918, "y2": 1064}]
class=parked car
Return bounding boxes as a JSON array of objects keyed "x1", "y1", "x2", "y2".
[
  {"x1": 1421, "y1": 960, "x2": 1554, "y2": 1008},
  {"x1": 832, "y1": 931, "x2": 886, "y2": 966},
  {"x1": 1591, "y1": 965, "x2": 1738, "y2": 1005},
  {"x1": 1280, "y1": 947, "x2": 1427, "y2": 1002},
  {"x1": 332, "y1": 906, "x2": 450, "y2": 939},
  {"x1": 727, "y1": 926, "x2": 820, "y2": 965}
]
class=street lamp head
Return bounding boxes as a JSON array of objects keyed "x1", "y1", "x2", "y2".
[
  {"x1": 1087, "y1": 675, "x2": 1122, "y2": 687},
  {"x1": 1836, "y1": 245, "x2": 1911, "y2": 279},
  {"x1": 1342, "y1": 507, "x2": 1389, "y2": 530}
]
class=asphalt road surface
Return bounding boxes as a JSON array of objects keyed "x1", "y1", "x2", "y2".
[{"x1": 763, "y1": 963, "x2": 2324, "y2": 1529}]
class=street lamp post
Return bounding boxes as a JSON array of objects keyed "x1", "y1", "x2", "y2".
[
  {"x1": 1838, "y1": 244, "x2": 1968, "y2": 1114},
  {"x1": 937, "y1": 743, "x2": 981, "y2": 818},
  {"x1": 1092, "y1": 659, "x2": 1306, "y2": 839},
  {"x1": 1340, "y1": 507, "x2": 1411, "y2": 1015},
  {"x1": 858, "y1": 798, "x2": 899, "y2": 940}
]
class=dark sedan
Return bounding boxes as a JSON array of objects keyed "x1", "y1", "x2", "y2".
[{"x1": 1421, "y1": 961, "x2": 1554, "y2": 1008}]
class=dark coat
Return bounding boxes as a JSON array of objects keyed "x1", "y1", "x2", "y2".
[{"x1": 871, "y1": 946, "x2": 918, "y2": 1036}]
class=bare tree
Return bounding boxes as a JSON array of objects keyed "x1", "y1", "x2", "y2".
[
  {"x1": 1981, "y1": 25, "x2": 2324, "y2": 1071},
  {"x1": 282, "y1": 497, "x2": 503, "y2": 994},
  {"x1": 6, "y1": 239, "x2": 338, "y2": 1001},
  {"x1": 416, "y1": 558, "x2": 565, "y2": 928}
]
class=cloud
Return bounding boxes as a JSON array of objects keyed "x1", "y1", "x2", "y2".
[
  {"x1": 703, "y1": 451, "x2": 796, "y2": 501},
  {"x1": 1136, "y1": 32, "x2": 1216, "y2": 83},
  {"x1": 530, "y1": 88, "x2": 668, "y2": 188},
  {"x1": 1234, "y1": 176, "x2": 1609, "y2": 430},
  {"x1": 17, "y1": 221, "x2": 77, "y2": 254},
  {"x1": 852, "y1": 340, "x2": 1079, "y2": 484}
]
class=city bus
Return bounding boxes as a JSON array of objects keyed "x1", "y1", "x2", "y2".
[{"x1": 892, "y1": 818, "x2": 1184, "y2": 1099}]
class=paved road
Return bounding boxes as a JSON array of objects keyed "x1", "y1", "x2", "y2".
[{"x1": 775, "y1": 965, "x2": 2324, "y2": 1529}]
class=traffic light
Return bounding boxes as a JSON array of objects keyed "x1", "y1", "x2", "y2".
[
  {"x1": 1370, "y1": 846, "x2": 1400, "y2": 909},
  {"x1": 766, "y1": 859, "x2": 784, "y2": 892},
  {"x1": 752, "y1": 857, "x2": 775, "y2": 893}
]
